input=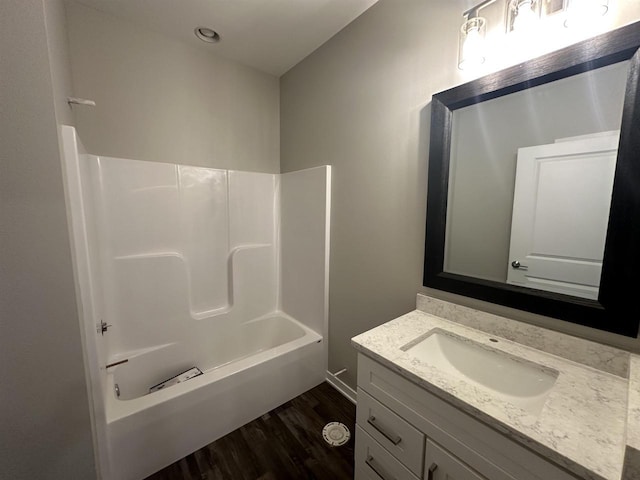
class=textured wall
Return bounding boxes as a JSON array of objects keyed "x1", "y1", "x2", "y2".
[
  {"x1": 0, "y1": 0, "x2": 96, "y2": 478},
  {"x1": 66, "y1": 2, "x2": 280, "y2": 173}
]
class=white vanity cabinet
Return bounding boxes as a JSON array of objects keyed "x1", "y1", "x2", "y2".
[{"x1": 354, "y1": 353, "x2": 579, "y2": 480}]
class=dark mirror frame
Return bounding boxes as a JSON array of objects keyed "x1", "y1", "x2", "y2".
[{"x1": 424, "y1": 21, "x2": 640, "y2": 337}]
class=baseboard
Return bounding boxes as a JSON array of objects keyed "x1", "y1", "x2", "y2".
[{"x1": 325, "y1": 371, "x2": 357, "y2": 404}]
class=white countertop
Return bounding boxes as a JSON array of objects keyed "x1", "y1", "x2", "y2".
[{"x1": 352, "y1": 309, "x2": 630, "y2": 480}]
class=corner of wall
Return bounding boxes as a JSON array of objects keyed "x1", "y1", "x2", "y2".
[{"x1": 43, "y1": 0, "x2": 76, "y2": 127}]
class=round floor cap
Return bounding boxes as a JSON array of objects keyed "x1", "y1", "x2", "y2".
[{"x1": 322, "y1": 422, "x2": 351, "y2": 447}]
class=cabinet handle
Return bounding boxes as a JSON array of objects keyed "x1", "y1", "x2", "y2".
[
  {"x1": 366, "y1": 455, "x2": 397, "y2": 480},
  {"x1": 427, "y1": 462, "x2": 438, "y2": 480},
  {"x1": 367, "y1": 415, "x2": 402, "y2": 445}
]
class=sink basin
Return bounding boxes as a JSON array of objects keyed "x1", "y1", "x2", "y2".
[{"x1": 402, "y1": 329, "x2": 558, "y2": 415}]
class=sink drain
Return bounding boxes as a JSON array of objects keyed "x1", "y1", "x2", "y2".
[{"x1": 322, "y1": 422, "x2": 351, "y2": 447}]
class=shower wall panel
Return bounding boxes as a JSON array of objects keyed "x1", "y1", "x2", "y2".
[
  {"x1": 81, "y1": 155, "x2": 278, "y2": 364},
  {"x1": 280, "y1": 167, "x2": 331, "y2": 338}
]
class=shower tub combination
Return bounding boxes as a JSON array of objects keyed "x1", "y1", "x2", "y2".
[{"x1": 61, "y1": 126, "x2": 331, "y2": 480}]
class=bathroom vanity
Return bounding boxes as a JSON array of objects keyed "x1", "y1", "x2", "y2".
[
  {"x1": 352, "y1": 295, "x2": 639, "y2": 480},
  {"x1": 389, "y1": 21, "x2": 640, "y2": 480}
]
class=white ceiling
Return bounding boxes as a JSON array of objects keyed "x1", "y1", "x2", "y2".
[{"x1": 68, "y1": 0, "x2": 380, "y2": 76}]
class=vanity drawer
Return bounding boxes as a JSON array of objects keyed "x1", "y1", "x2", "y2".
[
  {"x1": 355, "y1": 426, "x2": 419, "y2": 480},
  {"x1": 357, "y1": 389, "x2": 424, "y2": 476}
]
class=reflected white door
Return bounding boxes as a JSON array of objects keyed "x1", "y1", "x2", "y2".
[{"x1": 506, "y1": 132, "x2": 618, "y2": 299}]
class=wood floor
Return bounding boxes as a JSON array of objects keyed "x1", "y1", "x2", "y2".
[{"x1": 145, "y1": 382, "x2": 356, "y2": 480}]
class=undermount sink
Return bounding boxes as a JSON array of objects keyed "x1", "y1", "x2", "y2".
[{"x1": 402, "y1": 329, "x2": 558, "y2": 415}]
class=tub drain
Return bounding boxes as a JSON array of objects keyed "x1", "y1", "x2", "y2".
[{"x1": 322, "y1": 422, "x2": 350, "y2": 447}]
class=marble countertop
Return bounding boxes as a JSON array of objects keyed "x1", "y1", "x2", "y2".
[{"x1": 352, "y1": 309, "x2": 629, "y2": 480}]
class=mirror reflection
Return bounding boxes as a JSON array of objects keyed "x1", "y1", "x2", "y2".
[{"x1": 444, "y1": 60, "x2": 630, "y2": 300}]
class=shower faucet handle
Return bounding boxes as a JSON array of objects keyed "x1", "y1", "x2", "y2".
[{"x1": 98, "y1": 320, "x2": 112, "y2": 335}]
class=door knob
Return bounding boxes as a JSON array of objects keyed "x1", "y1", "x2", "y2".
[{"x1": 511, "y1": 260, "x2": 529, "y2": 270}]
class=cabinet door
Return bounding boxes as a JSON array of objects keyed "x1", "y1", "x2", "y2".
[{"x1": 426, "y1": 440, "x2": 487, "y2": 480}]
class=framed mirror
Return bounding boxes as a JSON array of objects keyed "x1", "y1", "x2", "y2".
[{"x1": 424, "y1": 21, "x2": 640, "y2": 337}]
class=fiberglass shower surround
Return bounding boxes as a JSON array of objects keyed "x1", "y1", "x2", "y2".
[
  {"x1": 61, "y1": 126, "x2": 330, "y2": 480},
  {"x1": 93, "y1": 155, "x2": 283, "y2": 363}
]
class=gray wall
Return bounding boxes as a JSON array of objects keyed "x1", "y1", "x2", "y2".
[
  {"x1": 281, "y1": 0, "x2": 462, "y2": 388},
  {"x1": 0, "y1": 0, "x2": 96, "y2": 478},
  {"x1": 281, "y1": 0, "x2": 640, "y2": 390},
  {"x1": 43, "y1": 0, "x2": 76, "y2": 126},
  {"x1": 66, "y1": 2, "x2": 280, "y2": 173}
]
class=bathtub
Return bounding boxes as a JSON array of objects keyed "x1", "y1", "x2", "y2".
[
  {"x1": 60, "y1": 126, "x2": 331, "y2": 480},
  {"x1": 106, "y1": 314, "x2": 324, "y2": 480}
]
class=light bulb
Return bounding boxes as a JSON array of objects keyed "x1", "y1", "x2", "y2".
[
  {"x1": 458, "y1": 17, "x2": 486, "y2": 70},
  {"x1": 463, "y1": 27, "x2": 484, "y2": 66},
  {"x1": 565, "y1": 0, "x2": 609, "y2": 28},
  {"x1": 512, "y1": 0, "x2": 539, "y2": 32}
]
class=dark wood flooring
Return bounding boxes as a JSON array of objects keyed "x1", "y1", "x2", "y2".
[{"x1": 145, "y1": 382, "x2": 356, "y2": 480}]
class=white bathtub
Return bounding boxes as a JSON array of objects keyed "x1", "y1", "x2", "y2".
[{"x1": 106, "y1": 314, "x2": 324, "y2": 480}]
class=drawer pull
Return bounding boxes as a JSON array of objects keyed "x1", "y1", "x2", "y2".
[
  {"x1": 366, "y1": 455, "x2": 397, "y2": 480},
  {"x1": 427, "y1": 462, "x2": 438, "y2": 480},
  {"x1": 367, "y1": 415, "x2": 402, "y2": 445}
]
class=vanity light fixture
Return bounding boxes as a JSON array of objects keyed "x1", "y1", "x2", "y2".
[
  {"x1": 458, "y1": 0, "x2": 497, "y2": 70},
  {"x1": 506, "y1": 0, "x2": 541, "y2": 33},
  {"x1": 457, "y1": 0, "x2": 610, "y2": 70}
]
